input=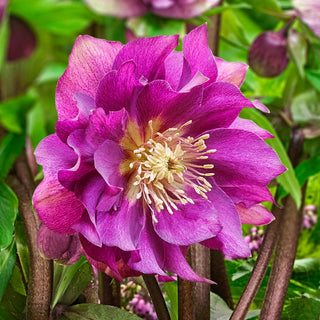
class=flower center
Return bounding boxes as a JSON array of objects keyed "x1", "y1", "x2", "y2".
[{"x1": 129, "y1": 120, "x2": 216, "y2": 221}]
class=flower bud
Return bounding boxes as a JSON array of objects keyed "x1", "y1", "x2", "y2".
[
  {"x1": 37, "y1": 224, "x2": 82, "y2": 265},
  {"x1": 248, "y1": 30, "x2": 289, "y2": 78},
  {"x1": 7, "y1": 16, "x2": 37, "y2": 61}
]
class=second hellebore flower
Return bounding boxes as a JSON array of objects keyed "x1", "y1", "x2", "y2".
[
  {"x1": 83, "y1": 0, "x2": 220, "y2": 19},
  {"x1": 33, "y1": 25, "x2": 286, "y2": 281}
]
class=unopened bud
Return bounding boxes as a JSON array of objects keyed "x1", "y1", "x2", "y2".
[
  {"x1": 7, "y1": 16, "x2": 37, "y2": 61},
  {"x1": 248, "y1": 30, "x2": 289, "y2": 78},
  {"x1": 37, "y1": 224, "x2": 82, "y2": 265}
]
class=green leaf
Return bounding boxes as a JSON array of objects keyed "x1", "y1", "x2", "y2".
[
  {"x1": 51, "y1": 257, "x2": 91, "y2": 309},
  {"x1": 284, "y1": 297, "x2": 320, "y2": 320},
  {"x1": 127, "y1": 14, "x2": 185, "y2": 38},
  {"x1": 10, "y1": 0, "x2": 93, "y2": 36},
  {"x1": 0, "y1": 183, "x2": 18, "y2": 249},
  {"x1": 287, "y1": 30, "x2": 308, "y2": 78},
  {"x1": 9, "y1": 266, "x2": 26, "y2": 296},
  {"x1": 227, "y1": 0, "x2": 283, "y2": 16},
  {"x1": 0, "y1": 95, "x2": 35, "y2": 133},
  {"x1": 58, "y1": 260, "x2": 92, "y2": 306},
  {"x1": 240, "y1": 108, "x2": 302, "y2": 208},
  {"x1": 305, "y1": 69, "x2": 320, "y2": 92},
  {"x1": 59, "y1": 304, "x2": 142, "y2": 320},
  {"x1": 0, "y1": 15, "x2": 9, "y2": 72},
  {"x1": 291, "y1": 89, "x2": 320, "y2": 125},
  {"x1": 14, "y1": 219, "x2": 29, "y2": 283},
  {"x1": 163, "y1": 281, "x2": 178, "y2": 320},
  {"x1": 35, "y1": 63, "x2": 66, "y2": 85},
  {"x1": 0, "y1": 240, "x2": 16, "y2": 301},
  {"x1": 0, "y1": 282, "x2": 26, "y2": 320},
  {"x1": 221, "y1": 10, "x2": 250, "y2": 48},
  {"x1": 210, "y1": 292, "x2": 260, "y2": 320},
  {"x1": 292, "y1": 258, "x2": 320, "y2": 291},
  {"x1": 0, "y1": 133, "x2": 24, "y2": 180}
]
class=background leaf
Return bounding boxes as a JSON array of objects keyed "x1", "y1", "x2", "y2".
[
  {"x1": 0, "y1": 240, "x2": 16, "y2": 301},
  {"x1": 59, "y1": 304, "x2": 142, "y2": 320},
  {"x1": 0, "y1": 183, "x2": 18, "y2": 249}
]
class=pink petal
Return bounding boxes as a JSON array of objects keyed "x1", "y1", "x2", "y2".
[
  {"x1": 56, "y1": 35, "x2": 123, "y2": 121},
  {"x1": 236, "y1": 202, "x2": 275, "y2": 225},
  {"x1": 215, "y1": 57, "x2": 248, "y2": 88}
]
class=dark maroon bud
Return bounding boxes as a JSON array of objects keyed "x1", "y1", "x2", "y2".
[
  {"x1": 7, "y1": 15, "x2": 37, "y2": 61},
  {"x1": 248, "y1": 30, "x2": 289, "y2": 78},
  {"x1": 37, "y1": 224, "x2": 82, "y2": 265}
]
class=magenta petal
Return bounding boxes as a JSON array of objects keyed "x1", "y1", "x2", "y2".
[
  {"x1": 184, "y1": 82, "x2": 255, "y2": 137},
  {"x1": 221, "y1": 185, "x2": 275, "y2": 208},
  {"x1": 33, "y1": 177, "x2": 85, "y2": 234},
  {"x1": 128, "y1": 218, "x2": 167, "y2": 276},
  {"x1": 94, "y1": 140, "x2": 125, "y2": 188},
  {"x1": 96, "y1": 200, "x2": 145, "y2": 251},
  {"x1": 73, "y1": 171, "x2": 106, "y2": 222},
  {"x1": 153, "y1": 200, "x2": 221, "y2": 245},
  {"x1": 229, "y1": 117, "x2": 274, "y2": 140},
  {"x1": 80, "y1": 235, "x2": 128, "y2": 281},
  {"x1": 34, "y1": 134, "x2": 77, "y2": 176},
  {"x1": 206, "y1": 128, "x2": 287, "y2": 187},
  {"x1": 72, "y1": 213, "x2": 102, "y2": 247},
  {"x1": 182, "y1": 24, "x2": 218, "y2": 86},
  {"x1": 161, "y1": 51, "x2": 191, "y2": 91},
  {"x1": 135, "y1": 80, "x2": 203, "y2": 129},
  {"x1": 96, "y1": 61, "x2": 141, "y2": 113},
  {"x1": 236, "y1": 203, "x2": 275, "y2": 225},
  {"x1": 56, "y1": 93, "x2": 95, "y2": 143},
  {"x1": 113, "y1": 34, "x2": 179, "y2": 81},
  {"x1": 162, "y1": 243, "x2": 212, "y2": 282},
  {"x1": 56, "y1": 35, "x2": 123, "y2": 121},
  {"x1": 202, "y1": 179, "x2": 251, "y2": 258},
  {"x1": 215, "y1": 57, "x2": 248, "y2": 88},
  {"x1": 86, "y1": 108, "x2": 128, "y2": 147}
]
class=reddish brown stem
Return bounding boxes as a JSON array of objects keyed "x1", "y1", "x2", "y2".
[
  {"x1": 230, "y1": 205, "x2": 282, "y2": 320},
  {"x1": 8, "y1": 153, "x2": 52, "y2": 320},
  {"x1": 259, "y1": 195, "x2": 303, "y2": 319},
  {"x1": 143, "y1": 275, "x2": 171, "y2": 320},
  {"x1": 211, "y1": 250, "x2": 234, "y2": 309}
]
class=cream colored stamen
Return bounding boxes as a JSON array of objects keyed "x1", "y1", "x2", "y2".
[{"x1": 129, "y1": 120, "x2": 216, "y2": 215}]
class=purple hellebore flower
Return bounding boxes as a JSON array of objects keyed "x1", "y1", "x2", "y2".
[
  {"x1": 83, "y1": 0, "x2": 219, "y2": 19},
  {"x1": 293, "y1": 0, "x2": 320, "y2": 38},
  {"x1": 33, "y1": 24, "x2": 286, "y2": 282}
]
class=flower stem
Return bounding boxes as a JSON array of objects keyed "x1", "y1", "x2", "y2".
[
  {"x1": 99, "y1": 272, "x2": 121, "y2": 307},
  {"x1": 230, "y1": 205, "x2": 281, "y2": 320},
  {"x1": 8, "y1": 152, "x2": 53, "y2": 320},
  {"x1": 142, "y1": 274, "x2": 171, "y2": 320},
  {"x1": 230, "y1": 127, "x2": 304, "y2": 319},
  {"x1": 259, "y1": 194, "x2": 303, "y2": 320},
  {"x1": 210, "y1": 250, "x2": 234, "y2": 309}
]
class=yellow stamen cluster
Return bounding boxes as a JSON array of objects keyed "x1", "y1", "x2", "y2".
[{"x1": 128, "y1": 120, "x2": 216, "y2": 220}]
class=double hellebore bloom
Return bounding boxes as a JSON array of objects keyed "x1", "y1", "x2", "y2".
[
  {"x1": 33, "y1": 25, "x2": 286, "y2": 281},
  {"x1": 84, "y1": 0, "x2": 219, "y2": 19}
]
